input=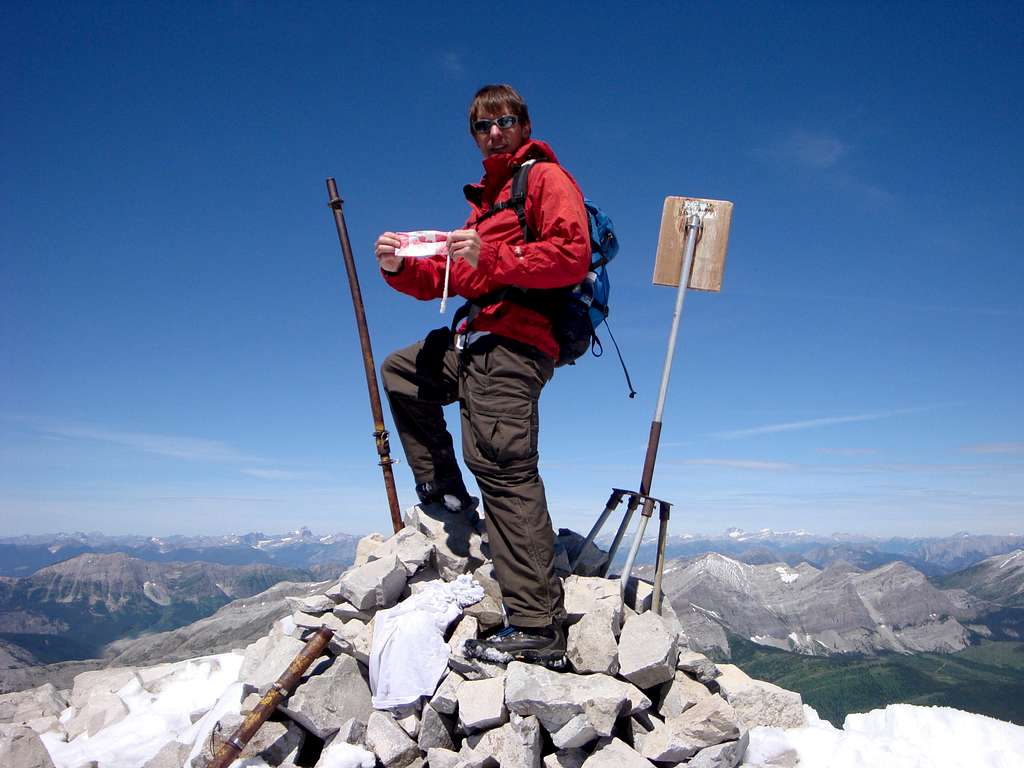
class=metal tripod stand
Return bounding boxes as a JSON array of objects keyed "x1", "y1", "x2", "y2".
[{"x1": 571, "y1": 205, "x2": 707, "y2": 614}]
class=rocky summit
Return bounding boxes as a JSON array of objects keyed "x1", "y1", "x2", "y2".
[{"x1": 0, "y1": 505, "x2": 807, "y2": 767}]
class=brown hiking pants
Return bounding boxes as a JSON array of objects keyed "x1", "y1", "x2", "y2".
[{"x1": 381, "y1": 328, "x2": 565, "y2": 627}]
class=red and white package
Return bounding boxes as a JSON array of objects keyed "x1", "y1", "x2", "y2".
[{"x1": 396, "y1": 230, "x2": 450, "y2": 257}]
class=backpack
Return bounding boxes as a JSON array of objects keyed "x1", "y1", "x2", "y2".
[{"x1": 457, "y1": 160, "x2": 636, "y2": 396}]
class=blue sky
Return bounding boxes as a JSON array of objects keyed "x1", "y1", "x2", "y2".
[{"x1": 2, "y1": 2, "x2": 1022, "y2": 538}]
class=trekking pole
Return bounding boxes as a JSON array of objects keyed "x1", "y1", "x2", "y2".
[
  {"x1": 208, "y1": 626, "x2": 334, "y2": 768},
  {"x1": 326, "y1": 178, "x2": 403, "y2": 533}
]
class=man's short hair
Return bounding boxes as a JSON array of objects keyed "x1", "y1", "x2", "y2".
[{"x1": 468, "y1": 84, "x2": 531, "y2": 134}]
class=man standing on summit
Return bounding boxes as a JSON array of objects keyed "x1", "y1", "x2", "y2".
[{"x1": 374, "y1": 84, "x2": 590, "y2": 665}]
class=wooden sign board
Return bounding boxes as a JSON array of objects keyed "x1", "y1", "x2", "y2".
[{"x1": 652, "y1": 197, "x2": 733, "y2": 291}]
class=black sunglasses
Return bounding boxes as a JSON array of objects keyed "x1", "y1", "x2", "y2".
[{"x1": 472, "y1": 114, "x2": 519, "y2": 134}]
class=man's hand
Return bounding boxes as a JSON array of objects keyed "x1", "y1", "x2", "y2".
[
  {"x1": 449, "y1": 229, "x2": 482, "y2": 269},
  {"x1": 375, "y1": 232, "x2": 403, "y2": 272}
]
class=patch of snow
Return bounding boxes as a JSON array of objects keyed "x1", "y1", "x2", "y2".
[
  {"x1": 274, "y1": 613, "x2": 297, "y2": 637},
  {"x1": 775, "y1": 566, "x2": 800, "y2": 584},
  {"x1": 743, "y1": 703, "x2": 1024, "y2": 768},
  {"x1": 317, "y1": 741, "x2": 376, "y2": 768},
  {"x1": 999, "y1": 551, "x2": 1023, "y2": 568},
  {"x1": 689, "y1": 603, "x2": 723, "y2": 620},
  {"x1": 41, "y1": 653, "x2": 244, "y2": 768}
]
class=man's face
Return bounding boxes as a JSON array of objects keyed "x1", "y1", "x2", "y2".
[{"x1": 473, "y1": 106, "x2": 531, "y2": 158}]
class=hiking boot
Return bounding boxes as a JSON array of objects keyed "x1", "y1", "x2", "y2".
[
  {"x1": 463, "y1": 623, "x2": 567, "y2": 670},
  {"x1": 416, "y1": 480, "x2": 480, "y2": 522}
]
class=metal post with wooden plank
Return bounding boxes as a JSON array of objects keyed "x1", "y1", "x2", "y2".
[{"x1": 571, "y1": 196, "x2": 732, "y2": 614}]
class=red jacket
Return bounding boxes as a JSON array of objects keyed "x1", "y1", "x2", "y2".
[{"x1": 384, "y1": 140, "x2": 590, "y2": 359}]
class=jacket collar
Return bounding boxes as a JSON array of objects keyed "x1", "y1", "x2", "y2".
[{"x1": 464, "y1": 139, "x2": 560, "y2": 207}]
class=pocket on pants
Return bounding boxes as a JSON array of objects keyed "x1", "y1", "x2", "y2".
[{"x1": 471, "y1": 404, "x2": 535, "y2": 465}]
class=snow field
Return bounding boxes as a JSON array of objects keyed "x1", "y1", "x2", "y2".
[{"x1": 744, "y1": 703, "x2": 1024, "y2": 768}]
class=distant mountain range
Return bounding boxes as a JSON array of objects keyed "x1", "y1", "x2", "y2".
[
  {"x1": 0, "y1": 552, "x2": 311, "y2": 662},
  {"x1": 604, "y1": 528, "x2": 1024, "y2": 576},
  {"x1": 659, "y1": 554, "x2": 983, "y2": 656},
  {"x1": 1, "y1": 526, "x2": 1021, "y2": 677},
  {"x1": 0, "y1": 527, "x2": 360, "y2": 577}
]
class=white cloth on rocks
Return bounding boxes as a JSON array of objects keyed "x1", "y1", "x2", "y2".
[{"x1": 369, "y1": 574, "x2": 484, "y2": 708}]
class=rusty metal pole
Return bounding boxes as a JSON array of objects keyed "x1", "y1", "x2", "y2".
[
  {"x1": 208, "y1": 626, "x2": 334, "y2": 768},
  {"x1": 326, "y1": 177, "x2": 403, "y2": 533}
]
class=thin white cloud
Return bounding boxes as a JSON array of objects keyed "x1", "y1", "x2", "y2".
[
  {"x1": 961, "y1": 442, "x2": 1024, "y2": 455},
  {"x1": 712, "y1": 408, "x2": 917, "y2": 440},
  {"x1": 784, "y1": 131, "x2": 848, "y2": 169},
  {"x1": 241, "y1": 468, "x2": 307, "y2": 481},
  {"x1": 441, "y1": 51, "x2": 464, "y2": 78},
  {"x1": 753, "y1": 129, "x2": 893, "y2": 203},
  {"x1": 681, "y1": 458, "x2": 797, "y2": 471},
  {"x1": 817, "y1": 447, "x2": 879, "y2": 456},
  {"x1": 40, "y1": 423, "x2": 263, "y2": 463}
]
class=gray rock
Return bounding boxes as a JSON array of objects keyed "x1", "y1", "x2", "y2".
[
  {"x1": 426, "y1": 747, "x2": 467, "y2": 768},
  {"x1": 465, "y1": 714, "x2": 542, "y2": 768},
  {"x1": 543, "y1": 750, "x2": 587, "y2": 768},
  {"x1": 581, "y1": 737, "x2": 654, "y2": 767},
  {"x1": 0, "y1": 683, "x2": 68, "y2": 726},
  {"x1": 395, "y1": 709, "x2": 420, "y2": 737},
  {"x1": 457, "y1": 675, "x2": 508, "y2": 733},
  {"x1": 657, "y1": 670, "x2": 711, "y2": 718},
  {"x1": 714, "y1": 665, "x2": 806, "y2": 728},
  {"x1": 328, "y1": 617, "x2": 374, "y2": 665},
  {"x1": 567, "y1": 611, "x2": 618, "y2": 675},
  {"x1": 404, "y1": 505, "x2": 487, "y2": 581},
  {"x1": 64, "y1": 690, "x2": 129, "y2": 739},
  {"x1": 354, "y1": 533, "x2": 387, "y2": 567},
  {"x1": 142, "y1": 739, "x2": 191, "y2": 768},
  {"x1": 407, "y1": 566, "x2": 443, "y2": 596},
  {"x1": 69, "y1": 667, "x2": 139, "y2": 709},
  {"x1": 617, "y1": 611, "x2": 678, "y2": 689},
  {"x1": 623, "y1": 578, "x2": 653, "y2": 613},
  {"x1": 379, "y1": 527, "x2": 436, "y2": 576},
  {"x1": 418, "y1": 703, "x2": 455, "y2": 751},
  {"x1": 0, "y1": 724, "x2": 56, "y2": 768},
  {"x1": 553, "y1": 546, "x2": 572, "y2": 577},
  {"x1": 430, "y1": 670, "x2": 464, "y2": 715},
  {"x1": 279, "y1": 655, "x2": 372, "y2": 739},
  {"x1": 448, "y1": 615, "x2": 479, "y2": 656},
  {"x1": 463, "y1": 595, "x2": 505, "y2": 632},
  {"x1": 639, "y1": 694, "x2": 740, "y2": 762},
  {"x1": 556, "y1": 530, "x2": 608, "y2": 577},
  {"x1": 677, "y1": 650, "x2": 721, "y2": 683},
  {"x1": 504, "y1": 661, "x2": 650, "y2": 736},
  {"x1": 332, "y1": 600, "x2": 374, "y2": 622},
  {"x1": 447, "y1": 651, "x2": 506, "y2": 681},
  {"x1": 365, "y1": 710, "x2": 420, "y2": 767},
  {"x1": 688, "y1": 731, "x2": 750, "y2": 768},
  {"x1": 563, "y1": 576, "x2": 623, "y2": 634},
  {"x1": 630, "y1": 711, "x2": 660, "y2": 745},
  {"x1": 457, "y1": 744, "x2": 491, "y2": 768},
  {"x1": 238, "y1": 633, "x2": 307, "y2": 689},
  {"x1": 335, "y1": 555, "x2": 408, "y2": 611},
  {"x1": 471, "y1": 563, "x2": 503, "y2": 604},
  {"x1": 292, "y1": 610, "x2": 346, "y2": 632},
  {"x1": 195, "y1": 713, "x2": 303, "y2": 767},
  {"x1": 240, "y1": 692, "x2": 262, "y2": 713},
  {"x1": 336, "y1": 716, "x2": 367, "y2": 745},
  {"x1": 286, "y1": 593, "x2": 337, "y2": 614},
  {"x1": 550, "y1": 713, "x2": 598, "y2": 749}
]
